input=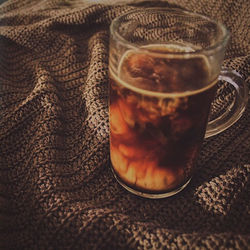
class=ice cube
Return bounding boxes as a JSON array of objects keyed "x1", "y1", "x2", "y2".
[
  {"x1": 125, "y1": 53, "x2": 155, "y2": 78},
  {"x1": 110, "y1": 102, "x2": 129, "y2": 135},
  {"x1": 110, "y1": 146, "x2": 128, "y2": 173},
  {"x1": 122, "y1": 165, "x2": 136, "y2": 185}
]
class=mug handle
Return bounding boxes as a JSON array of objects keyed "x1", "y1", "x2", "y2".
[{"x1": 205, "y1": 68, "x2": 249, "y2": 138}]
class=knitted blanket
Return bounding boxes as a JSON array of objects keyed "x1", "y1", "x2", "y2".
[{"x1": 0, "y1": 0, "x2": 249, "y2": 249}]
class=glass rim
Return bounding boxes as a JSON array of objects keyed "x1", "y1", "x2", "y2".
[{"x1": 110, "y1": 7, "x2": 230, "y2": 56}]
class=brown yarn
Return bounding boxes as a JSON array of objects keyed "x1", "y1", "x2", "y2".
[{"x1": 0, "y1": 0, "x2": 249, "y2": 249}]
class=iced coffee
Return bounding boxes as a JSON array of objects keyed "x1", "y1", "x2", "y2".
[
  {"x1": 109, "y1": 44, "x2": 216, "y2": 195},
  {"x1": 108, "y1": 8, "x2": 247, "y2": 198}
]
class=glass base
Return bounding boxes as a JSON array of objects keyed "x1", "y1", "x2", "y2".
[{"x1": 112, "y1": 168, "x2": 191, "y2": 199}]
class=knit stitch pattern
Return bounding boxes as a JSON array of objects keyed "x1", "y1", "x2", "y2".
[{"x1": 0, "y1": 0, "x2": 249, "y2": 249}]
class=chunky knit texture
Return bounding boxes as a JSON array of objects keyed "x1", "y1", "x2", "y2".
[{"x1": 0, "y1": 0, "x2": 249, "y2": 249}]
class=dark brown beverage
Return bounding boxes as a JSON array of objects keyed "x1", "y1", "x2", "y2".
[{"x1": 109, "y1": 44, "x2": 216, "y2": 194}]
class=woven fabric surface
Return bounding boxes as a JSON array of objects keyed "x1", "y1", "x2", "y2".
[{"x1": 0, "y1": 0, "x2": 249, "y2": 249}]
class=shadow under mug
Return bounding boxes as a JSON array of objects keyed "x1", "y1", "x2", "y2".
[{"x1": 108, "y1": 8, "x2": 248, "y2": 198}]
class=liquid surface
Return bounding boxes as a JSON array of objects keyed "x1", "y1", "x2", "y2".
[{"x1": 118, "y1": 44, "x2": 212, "y2": 94}]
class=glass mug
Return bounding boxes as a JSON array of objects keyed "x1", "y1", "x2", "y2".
[{"x1": 108, "y1": 8, "x2": 248, "y2": 198}]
